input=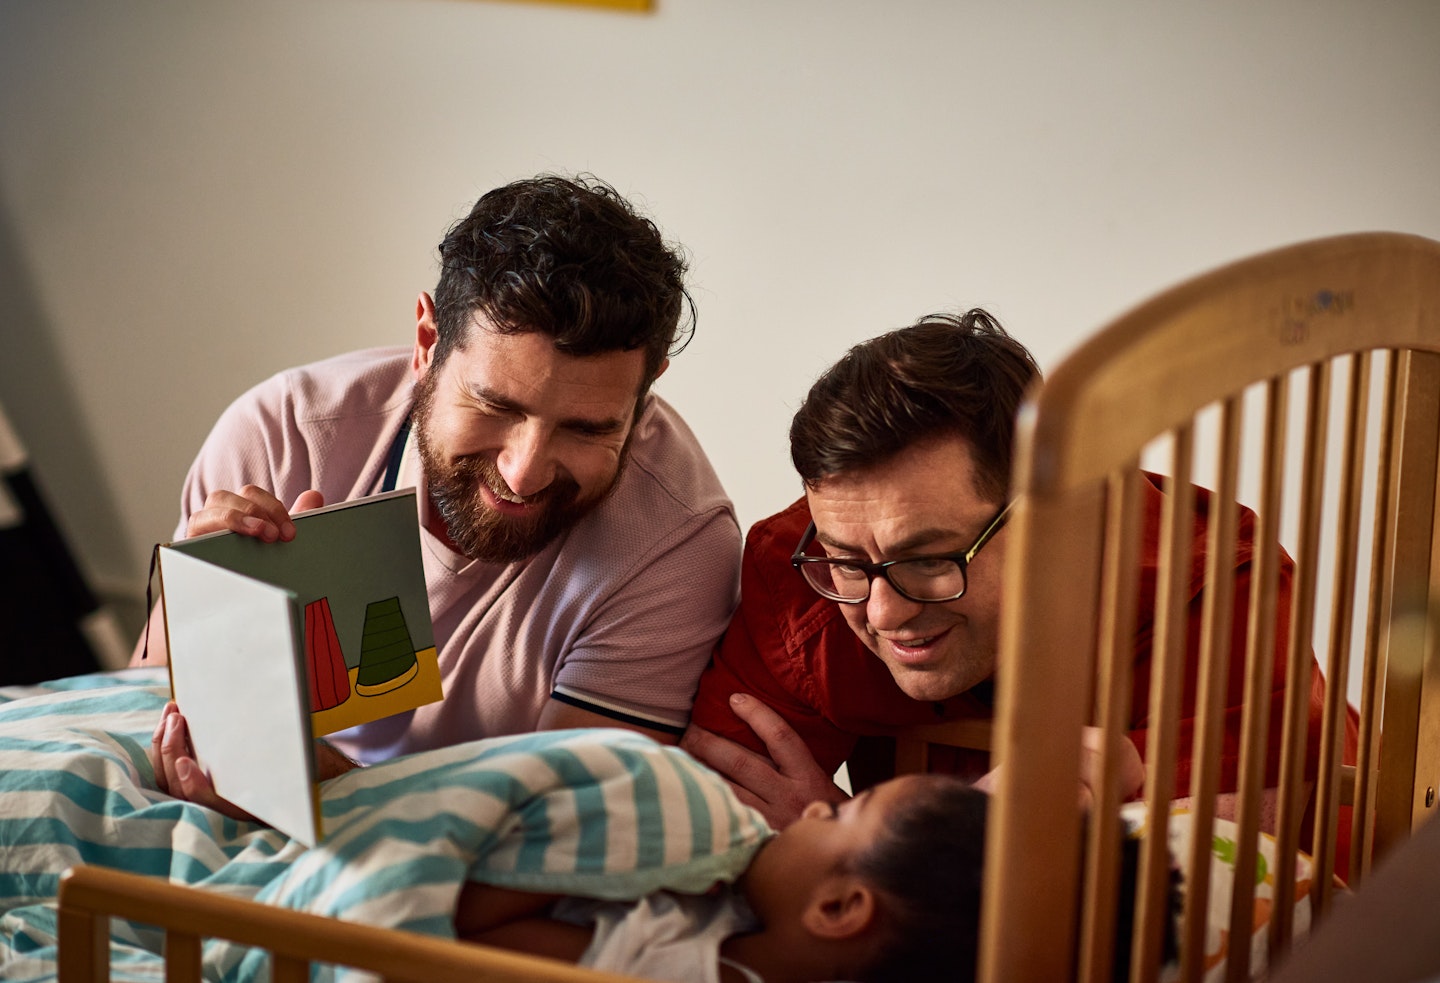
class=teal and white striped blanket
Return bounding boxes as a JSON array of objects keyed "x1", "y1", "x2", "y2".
[{"x1": 0, "y1": 670, "x2": 771, "y2": 982}]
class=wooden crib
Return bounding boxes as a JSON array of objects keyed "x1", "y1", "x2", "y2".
[
  {"x1": 974, "y1": 230, "x2": 1440, "y2": 983},
  {"x1": 57, "y1": 231, "x2": 1440, "y2": 983}
]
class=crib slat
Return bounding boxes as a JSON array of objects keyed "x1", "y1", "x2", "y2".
[
  {"x1": 1224, "y1": 375, "x2": 1288, "y2": 983},
  {"x1": 163, "y1": 931, "x2": 202, "y2": 983},
  {"x1": 57, "y1": 906, "x2": 110, "y2": 983},
  {"x1": 1350, "y1": 351, "x2": 1398, "y2": 885},
  {"x1": 273, "y1": 954, "x2": 310, "y2": 983},
  {"x1": 1377, "y1": 351, "x2": 1440, "y2": 866},
  {"x1": 1271, "y1": 361, "x2": 1331, "y2": 956},
  {"x1": 1312, "y1": 352, "x2": 1371, "y2": 911},
  {"x1": 1132, "y1": 427, "x2": 1195, "y2": 983},
  {"x1": 1178, "y1": 396, "x2": 1242, "y2": 983},
  {"x1": 980, "y1": 481, "x2": 1107, "y2": 983},
  {"x1": 1077, "y1": 466, "x2": 1144, "y2": 983}
]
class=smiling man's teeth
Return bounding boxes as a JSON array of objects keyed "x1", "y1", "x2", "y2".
[
  {"x1": 895, "y1": 636, "x2": 934, "y2": 647},
  {"x1": 489, "y1": 482, "x2": 526, "y2": 504}
]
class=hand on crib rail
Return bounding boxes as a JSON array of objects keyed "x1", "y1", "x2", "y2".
[
  {"x1": 969, "y1": 725, "x2": 1145, "y2": 809},
  {"x1": 1082, "y1": 726, "x2": 1146, "y2": 807}
]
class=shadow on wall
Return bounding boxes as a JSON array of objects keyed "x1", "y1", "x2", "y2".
[{"x1": 0, "y1": 200, "x2": 138, "y2": 680}]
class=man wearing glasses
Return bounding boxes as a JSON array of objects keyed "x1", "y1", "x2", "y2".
[{"x1": 683, "y1": 311, "x2": 1355, "y2": 835}]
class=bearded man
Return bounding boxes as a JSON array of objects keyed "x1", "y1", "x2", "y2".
[{"x1": 132, "y1": 174, "x2": 739, "y2": 780}]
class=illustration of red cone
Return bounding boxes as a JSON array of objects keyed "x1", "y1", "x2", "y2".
[{"x1": 304, "y1": 596, "x2": 350, "y2": 711}]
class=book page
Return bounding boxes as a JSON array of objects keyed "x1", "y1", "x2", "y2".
[
  {"x1": 164, "y1": 490, "x2": 441, "y2": 736},
  {"x1": 159, "y1": 547, "x2": 320, "y2": 844}
]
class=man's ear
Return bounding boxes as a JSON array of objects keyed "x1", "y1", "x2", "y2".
[
  {"x1": 801, "y1": 875, "x2": 879, "y2": 942},
  {"x1": 413, "y1": 292, "x2": 440, "y2": 380},
  {"x1": 652, "y1": 357, "x2": 670, "y2": 383}
]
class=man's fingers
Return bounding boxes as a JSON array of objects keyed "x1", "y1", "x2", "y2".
[
  {"x1": 314, "y1": 740, "x2": 360, "y2": 781},
  {"x1": 1076, "y1": 726, "x2": 1146, "y2": 803},
  {"x1": 159, "y1": 707, "x2": 194, "y2": 796},
  {"x1": 290, "y1": 490, "x2": 324, "y2": 515},
  {"x1": 187, "y1": 486, "x2": 296, "y2": 542},
  {"x1": 149, "y1": 702, "x2": 177, "y2": 794},
  {"x1": 680, "y1": 724, "x2": 780, "y2": 792},
  {"x1": 1116, "y1": 735, "x2": 1145, "y2": 801},
  {"x1": 683, "y1": 711, "x2": 847, "y2": 829},
  {"x1": 152, "y1": 706, "x2": 260, "y2": 822},
  {"x1": 171, "y1": 755, "x2": 254, "y2": 821},
  {"x1": 173, "y1": 758, "x2": 258, "y2": 822},
  {"x1": 727, "y1": 782, "x2": 770, "y2": 816},
  {"x1": 175, "y1": 756, "x2": 217, "y2": 803},
  {"x1": 170, "y1": 754, "x2": 256, "y2": 823},
  {"x1": 156, "y1": 705, "x2": 203, "y2": 803},
  {"x1": 725, "y1": 694, "x2": 823, "y2": 778},
  {"x1": 678, "y1": 722, "x2": 721, "y2": 763}
]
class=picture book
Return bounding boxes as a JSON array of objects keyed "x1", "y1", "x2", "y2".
[{"x1": 157, "y1": 489, "x2": 442, "y2": 844}]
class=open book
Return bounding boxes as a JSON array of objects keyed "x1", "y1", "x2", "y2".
[{"x1": 157, "y1": 489, "x2": 442, "y2": 844}]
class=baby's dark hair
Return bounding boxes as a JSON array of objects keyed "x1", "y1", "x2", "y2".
[
  {"x1": 849, "y1": 775, "x2": 1178, "y2": 983},
  {"x1": 847, "y1": 775, "x2": 986, "y2": 983}
]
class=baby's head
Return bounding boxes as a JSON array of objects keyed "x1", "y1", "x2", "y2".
[
  {"x1": 843, "y1": 773, "x2": 988, "y2": 983},
  {"x1": 741, "y1": 772, "x2": 1173, "y2": 983},
  {"x1": 740, "y1": 773, "x2": 986, "y2": 983}
]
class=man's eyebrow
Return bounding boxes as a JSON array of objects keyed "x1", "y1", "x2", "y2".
[
  {"x1": 560, "y1": 414, "x2": 628, "y2": 435},
  {"x1": 815, "y1": 527, "x2": 963, "y2": 557},
  {"x1": 467, "y1": 385, "x2": 628, "y2": 434}
]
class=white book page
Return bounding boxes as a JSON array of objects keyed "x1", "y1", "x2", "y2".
[{"x1": 159, "y1": 547, "x2": 319, "y2": 845}]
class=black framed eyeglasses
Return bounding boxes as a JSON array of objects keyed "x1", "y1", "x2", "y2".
[{"x1": 790, "y1": 501, "x2": 1013, "y2": 604}]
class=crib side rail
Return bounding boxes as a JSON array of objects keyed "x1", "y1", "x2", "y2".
[{"x1": 56, "y1": 865, "x2": 641, "y2": 983}]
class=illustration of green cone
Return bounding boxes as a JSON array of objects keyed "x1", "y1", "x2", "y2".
[{"x1": 353, "y1": 596, "x2": 419, "y2": 696}]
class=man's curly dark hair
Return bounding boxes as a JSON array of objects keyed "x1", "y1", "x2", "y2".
[{"x1": 431, "y1": 173, "x2": 695, "y2": 397}]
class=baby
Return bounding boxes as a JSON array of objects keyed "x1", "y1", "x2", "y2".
[
  {"x1": 152, "y1": 704, "x2": 1159, "y2": 983},
  {"x1": 458, "y1": 772, "x2": 985, "y2": 983},
  {"x1": 452, "y1": 729, "x2": 1159, "y2": 983},
  {"x1": 153, "y1": 702, "x2": 983, "y2": 982},
  {"x1": 458, "y1": 773, "x2": 1168, "y2": 983}
]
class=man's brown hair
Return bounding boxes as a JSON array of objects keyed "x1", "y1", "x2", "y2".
[
  {"x1": 432, "y1": 173, "x2": 694, "y2": 398},
  {"x1": 788, "y1": 310, "x2": 1041, "y2": 502}
]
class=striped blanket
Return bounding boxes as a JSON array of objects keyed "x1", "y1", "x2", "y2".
[{"x1": 0, "y1": 670, "x2": 771, "y2": 982}]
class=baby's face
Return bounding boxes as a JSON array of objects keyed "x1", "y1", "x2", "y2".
[{"x1": 740, "y1": 774, "x2": 926, "y2": 924}]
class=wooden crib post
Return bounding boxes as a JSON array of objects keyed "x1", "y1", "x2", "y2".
[{"x1": 56, "y1": 903, "x2": 110, "y2": 983}]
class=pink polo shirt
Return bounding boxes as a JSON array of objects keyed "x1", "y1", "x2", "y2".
[{"x1": 176, "y1": 347, "x2": 740, "y2": 762}]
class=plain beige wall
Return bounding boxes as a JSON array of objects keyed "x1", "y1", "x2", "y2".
[{"x1": 2, "y1": 0, "x2": 1439, "y2": 647}]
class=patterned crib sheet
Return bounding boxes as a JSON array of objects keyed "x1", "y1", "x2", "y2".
[{"x1": 1121, "y1": 801, "x2": 1316, "y2": 981}]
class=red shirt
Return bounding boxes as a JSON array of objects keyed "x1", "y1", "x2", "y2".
[{"x1": 691, "y1": 476, "x2": 1359, "y2": 860}]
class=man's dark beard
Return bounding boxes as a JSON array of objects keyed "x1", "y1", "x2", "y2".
[{"x1": 411, "y1": 371, "x2": 622, "y2": 563}]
